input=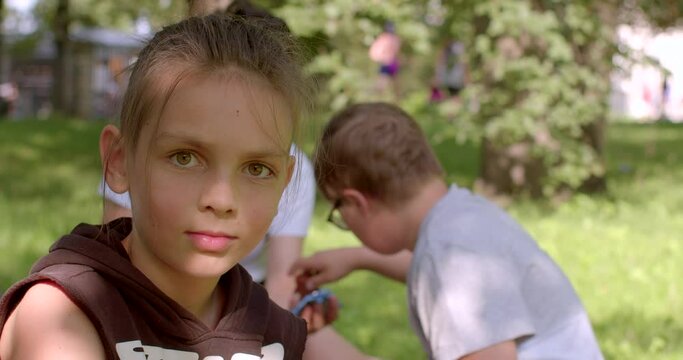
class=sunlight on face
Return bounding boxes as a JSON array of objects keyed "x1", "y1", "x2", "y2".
[{"x1": 124, "y1": 70, "x2": 294, "y2": 285}]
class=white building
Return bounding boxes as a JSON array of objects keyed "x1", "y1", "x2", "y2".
[{"x1": 611, "y1": 24, "x2": 683, "y2": 122}]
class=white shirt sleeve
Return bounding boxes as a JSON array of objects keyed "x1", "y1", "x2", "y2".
[
  {"x1": 267, "y1": 145, "x2": 316, "y2": 237},
  {"x1": 98, "y1": 177, "x2": 132, "y2": 209}
]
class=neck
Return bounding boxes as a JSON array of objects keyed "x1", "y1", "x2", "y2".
[
  {"x1": 122, "y1": 236, "x2": 224, "y2": 327},
  {"x1": 153, "y1": 270, "x2": 224, "y2": 327},
  {"x1": 165, "y1": 277, "x2": 223, "y2": 327},
  {"x1": 400, "y1": 177, "x2": 449, "y2": 251}
]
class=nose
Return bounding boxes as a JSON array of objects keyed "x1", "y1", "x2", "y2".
[{"x1": 198, "y1": 172, "x2": 236, "y2": 216}]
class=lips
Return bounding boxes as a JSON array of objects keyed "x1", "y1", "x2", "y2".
[{"x1": 186, "y1": 231, "x2": 237, "y2": 253}]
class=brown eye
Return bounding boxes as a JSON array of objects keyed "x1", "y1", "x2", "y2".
[
  {"x1": 171, "y1": 152, "x2": 197, "y2": 167},
  {"x1": 246, "y1": 163, "x2": 273, "y2": 178}
]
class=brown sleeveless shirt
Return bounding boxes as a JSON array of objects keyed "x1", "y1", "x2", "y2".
[{"x1": 0, "y1": 218, "x2": 306, "y2": 360}]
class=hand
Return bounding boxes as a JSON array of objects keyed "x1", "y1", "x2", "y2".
[
  {"x1": 296, "y1": 293, "x2": 340, "y2": 333},
  {"x1": 290, "y1": 274, "x2": 339, "y2": 333},
  {"x1": 289, "y1": 248, "x2": 359, "y2": 291}
]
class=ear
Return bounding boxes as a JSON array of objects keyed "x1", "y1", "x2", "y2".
[
  {"x1": 99, "y1": 124, "x2": 129, "y2": 194},
  {"x1": 340, "y1": 188, "x2": 371, "y2": 216}
]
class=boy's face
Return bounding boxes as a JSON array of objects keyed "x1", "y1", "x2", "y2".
[
  {"x1": 121, "y1": 72, "x2": 294, "y2": 282},
  {"x1": 333, "y1": 190, "x2": 410, "y2": 254}
]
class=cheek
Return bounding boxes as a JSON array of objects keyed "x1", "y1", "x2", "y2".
[
  {"x1": 150, "y1": 182, "x2": 188, "y2": 214},
  {"x1": 131, "y1": 168, "x2": 190, "y2": 220},
  {"x1": 352, "y1": 216, "x2": 396, "y2": 254},
  {"x1": 243, "y1": 186, "x2": 282, "y2": 222},
  {"x1": 240, "y1": 180, "x2": 287, "y2": 228}
]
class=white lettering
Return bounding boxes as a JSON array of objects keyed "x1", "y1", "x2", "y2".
[
  {"x1": 116, "y1": 340, "x2": 198, "y2": 360},
  {"x1": 260, "y1": 343, "x2": 285, "y2": 360},
  {"x1": 229, "y1": 354, "x2": 260, "y2": 360},
  {"x1": 116, "y1": 340, "x2": 284, "y2": 360},
  {"x1": 115, "y1": 340, "x2": 146, "y2": 360},
  {"x1": 230, "y1": 343, "x2": 283, "y2": 360}
]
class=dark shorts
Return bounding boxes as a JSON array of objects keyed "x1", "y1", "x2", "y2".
[
  {"x1": 379, "y1": 60, "x2": 400, "y2": 77},
  {"x1": 446, "y1": 86, "x2": 463, "y2": 96}
]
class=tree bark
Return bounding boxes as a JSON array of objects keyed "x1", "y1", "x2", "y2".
[
  {"x1": 187, "y1": 0, "x2": 234, "y2": 16},
  {"x1": 576, "y1": 2, "x2": 616, "y2": 193},
  {"x1": 0, "y1": 0, "x2": 5, "y2": 83},
  {"x1": 52, "y1": 0, "x2": 71, "y2": 116},
  {"x1": 479, "y1": 138, "x2": 545, "y2": 198}
]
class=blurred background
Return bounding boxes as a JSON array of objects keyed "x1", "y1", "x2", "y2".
[{"x1": 1, "y1": 1, "x2": 682, "y2": 359}]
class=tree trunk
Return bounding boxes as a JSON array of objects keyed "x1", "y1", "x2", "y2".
[
  {"x1": 478, "y1": 138, "x2": 546, "y2": 198},
  {"x1": 187, "y1": 0, "x2": 234, "y2": 16},
  {"x1": 52, "y1": 0, "x2": 71, "y2": 116},
  {"x1": 476, "y1": 34, "x2": 546, "y2": 198},
  {"x1": 0, "y1": 0, "x2": 5, "y2": 83},
  {"x1": 579, "y1": 118, "x2": 607, "y2": 193},
  {"x1": 576, "y1": 3, "x2": 616, "y2": 194}
]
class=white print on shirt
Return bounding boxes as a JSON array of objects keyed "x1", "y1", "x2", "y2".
[
  {"x1": 116, "y1": 340, "x2": 285, "y2": 360},
  {"x1": 231, "y1": 343, "x2": 285, "y2": 360}
]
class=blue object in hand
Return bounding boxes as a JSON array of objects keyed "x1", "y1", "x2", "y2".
[{"x1": 291, "y1": 288, "x2": 333, "y2": 316}]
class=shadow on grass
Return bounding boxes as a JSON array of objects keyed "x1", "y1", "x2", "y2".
[
  {"x1": 0, "y1": 120, "x2": 107, "y2": 291},
  {"x1": 606, "y1": 123, "x2": 683, "y2": 180},
  {"x1": 0, "y1": 120, "x2": 105, "y2": 201},
  {"x1": 595, "y1": 310, "x2": 683, "y2": 359}
]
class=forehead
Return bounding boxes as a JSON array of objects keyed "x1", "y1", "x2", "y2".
[{"x1": 141, "y1": 70, "x2": 294, "y2": 154}]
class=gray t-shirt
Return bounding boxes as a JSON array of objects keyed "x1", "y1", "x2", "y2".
[{"x1": 407, "y1": 185, "x2": 603, "y2": 360}]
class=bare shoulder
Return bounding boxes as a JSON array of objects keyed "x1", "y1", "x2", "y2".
[{"x1": 0, "y1": 282, "x2": 106, "y2": 360}]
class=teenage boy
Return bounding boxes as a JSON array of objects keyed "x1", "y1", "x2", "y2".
[{"x1": 291, "y1": 102, "x2": 604, "y2": 360}]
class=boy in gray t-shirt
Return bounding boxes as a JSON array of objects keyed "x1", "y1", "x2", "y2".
[{"x1": 291, "y1": 102, "x2": 603, "y2": 359}]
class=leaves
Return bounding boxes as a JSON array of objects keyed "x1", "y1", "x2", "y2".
[
  {"x1": 277, "y1": 0, "x2": 433, "y2": 110},
  {"x1": 22, "y1": 0, "x2": 682, "y2": 197},
  {"x1": 33, "y1": 0, "x2": 186, "y2": 32}
]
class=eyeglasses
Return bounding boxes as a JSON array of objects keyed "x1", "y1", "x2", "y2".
[{"x1": 326, "y1": 199, "x2": 349, "y2": 231}]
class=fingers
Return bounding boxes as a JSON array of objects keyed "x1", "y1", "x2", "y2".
[
  {"x1": 290, "y1": 249, "x2": 355, "y2": 289},
  {"x1": 300, "y1": 302, "x2": 326, "y2": 333},
  {"x1": 303, "y1": 272, "x2": 331, "y2": 291},
  {"x1": 291, "y1": 258, "x2": 329, "y2": 291},
  {"x1": 289, "y1": 249, "x2": 342, "y2": 276},
  {"x1": 300, "y1": 300, "x2": 338, "y2": 334},
  {"x1": 289, "y1": 257, "x2": 322, "y2": 277},
  {"x1": 324, "y1": 295, "x2": 339, "y2": 324}
]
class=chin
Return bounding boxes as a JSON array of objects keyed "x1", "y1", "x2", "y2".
[
  {"x1": 184, "y1": 257, "x2": 238, "y2": 279},
  {"x1": 366, "y1": 242, "x2": 402, "y2": 255}
]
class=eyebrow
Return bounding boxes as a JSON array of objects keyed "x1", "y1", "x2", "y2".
[
  {"x1": 155, "y1": 132, "x2": 206, "y2": 150},
  {"x1": 154, "y1": 131, "x2": 290, "y2": 158}
]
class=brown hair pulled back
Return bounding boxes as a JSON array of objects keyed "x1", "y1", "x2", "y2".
[
  {"x1": 315, "y1": 102, "x2": 444, "y2": 206},
  {"x1": 119, "y1": 13, "x2": 311, "y2": 151}
]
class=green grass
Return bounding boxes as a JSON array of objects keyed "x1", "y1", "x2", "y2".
[
  {"x1": 1, "y1": 118, "x2": 682, "y2": 359},
  {"x1": 0, "y1": 120, "x2": 106, "y2": 288}
]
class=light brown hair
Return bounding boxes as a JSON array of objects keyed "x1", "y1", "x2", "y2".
[
  {"x1": 118, "y1": 13, "x2": 311, "y2": 152},
  {"x1": 314, "y1": 102, "x2": 444, "y2": 206}
]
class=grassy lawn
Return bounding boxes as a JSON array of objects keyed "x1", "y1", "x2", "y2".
[{"x1": 0, "y1": 118, "x2": 681, "y2": 359}]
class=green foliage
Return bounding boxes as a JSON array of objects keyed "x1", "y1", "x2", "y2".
[
  {"x1": 632, "y1": 0, "x2": 683, "y2": 28},
  {"x1": 276, "y1": 0, "x2": 433, "y2": 111},
  {"x1": 436, "y1": 1, "x2": 615, "y2": 195},
  {"x1": 32, "y1": 0, "x2": 186, "y2": 32},
  {"x1": 274, "y1": 0, "x2": 623, "y2": 196},
  {"x1": 22, "y1": 0, "x2": 683, "y2": 197}
]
